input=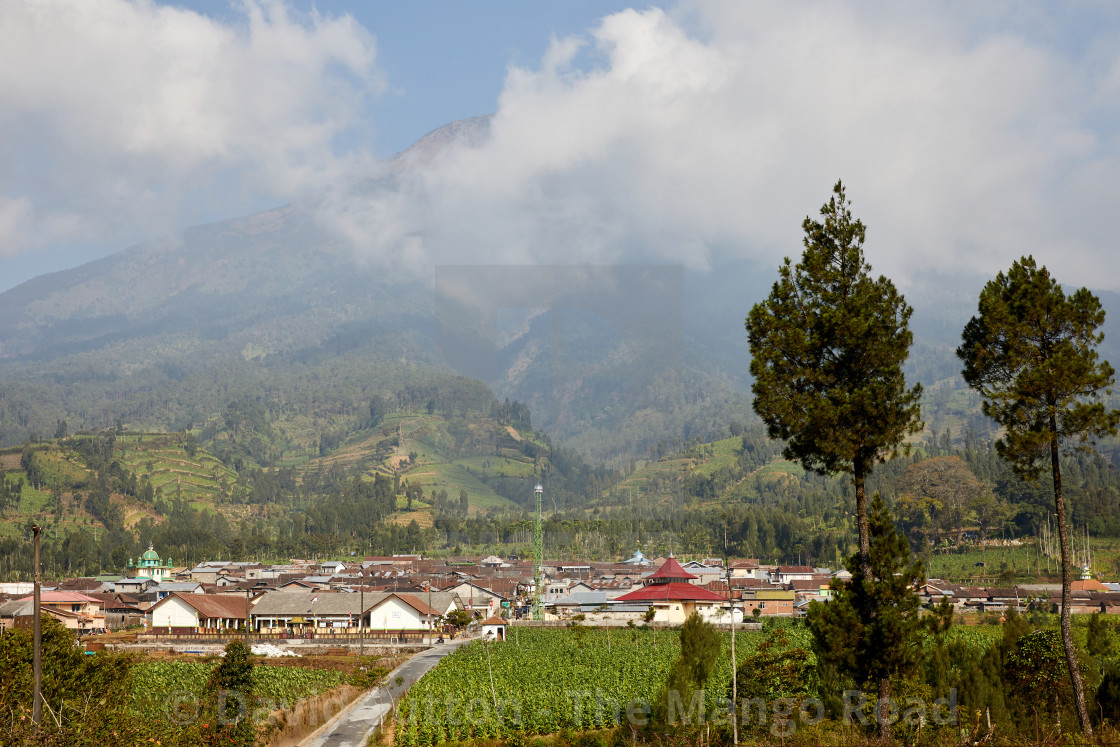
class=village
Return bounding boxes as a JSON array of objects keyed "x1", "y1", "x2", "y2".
[{"x1": 4, "y1": 545, "x2": 1120, "y2": 645}]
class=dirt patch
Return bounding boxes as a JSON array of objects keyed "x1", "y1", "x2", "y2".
[
  {"x1": 386, "y1": 510, "x2": 434, "y2": 529},
  {"x1": 261, "y1": 684, "x2": 364, "y2": 747},
  {"x1": 370, "y1": 709, "x2": 396, "y2": 746},
  {"x1": 125, "y1": 650, "x2": 402, "y2": 674},
  {"x1": 119, "y1": 498, "x2": 162, "y2": 529},
  {"x1": 388, "y1": 454, "x2": 410, "y2": 469}
]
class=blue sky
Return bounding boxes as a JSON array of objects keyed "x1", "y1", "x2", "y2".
[
  {"x1": 0, "y1": 0, "x2": 649, "y2": 289},
  {"x1": 173, "y1": 1, "x2": 649, "y2": 157},
  {"x1": 3, "y1": 1, "x2": 1120, "y2": 293}
]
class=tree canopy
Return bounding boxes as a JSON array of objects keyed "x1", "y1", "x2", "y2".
[
  {"x1": 746, "y1": 180, "x2": 922, "y2": 571},
  {"x1": 895, "y1": 455, "x2": 987, "y2": 549},
  {"x1": 958, "y1": 256, "x2": 1119, "y2": 478}
]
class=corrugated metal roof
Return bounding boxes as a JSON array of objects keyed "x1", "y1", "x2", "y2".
[{"x1": 251, "y1": 591, "x2": 368, "y2": 616}]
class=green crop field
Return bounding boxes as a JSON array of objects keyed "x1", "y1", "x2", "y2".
[
  {"x1": 117, "y1": 437, "x2": 237, "y2": 507},
  {"x1": 688, "y1": 437, "x2": 742, "y2": 477},
  {"x1": 130, "y1": 660, "x2": 347, "y2": 719},
  {"x1": 453, "y1": 456, "x2": 536, "y2": 478},
  {"x1": 925, "y1": 545, "x2": 1040, "y2": 583},
  {"x1": 403, "y1": 460, "x2": 520, "y2": 512},
  {"x1": 17, "y1": 484, "x2": 55, "y2": 514},
  {"x1": 753, "y1": 460, "x2": 804, "y2": 480},
  {"x1": 925, "y1": 539, "x2": 1120, "y2": 583},
  {"x1": 395, "y1": 623, "x2": 1010, "y2": 745},
  {"x1": 395, "y1": 626, "x2": 803, "y2": 745}
]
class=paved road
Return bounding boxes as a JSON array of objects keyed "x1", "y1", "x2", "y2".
[{"x1": 304, "y1": 638, "x2": 472, "y2": 747}]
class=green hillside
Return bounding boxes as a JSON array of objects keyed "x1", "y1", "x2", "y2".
[
  {"x1": 0, "y1": 375, "x2": 630, "y2": 578},
  {"x1": 7, "y1": 384, "x2": 1120, "y2": 583}
]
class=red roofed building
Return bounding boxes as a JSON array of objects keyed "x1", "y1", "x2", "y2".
[
  {"x1": 614, "y1": 556, "x2": 732, "y2": 624},
  {"x1": 14, "y1": 591, "x2": 105, "y2": 633}
]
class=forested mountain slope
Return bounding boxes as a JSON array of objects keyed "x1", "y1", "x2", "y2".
[{"x1": 3, "y1": 117, "x2": 1120, "y2": 467}]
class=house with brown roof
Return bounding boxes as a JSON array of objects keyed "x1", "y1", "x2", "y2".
[
  {"x1": 789, "y1": 578, "x2": 831, "y2": 603},
  {"x1": 247, "y1": 590, "x2": 455, "y2": 637},
  {"x1": 742, "y1": 588, "x2": 796, "y2": 617},
  {"x1": 367, "y1": 593, "x2": 443, "y2": 635},
  {"x1": 728, "y1": 559, "x2": 761, "y2": 579},
  {"x1": 147, "y1": 592, "x2": 249, "y2": 633},
  {"x1": 444, "y1": 580, "x2": 508, "y2": 611},
  {"x1": 86, "y1": 592, "x2": 144, "y2": 629},
  {"x1": 1045, "y1": 591, "x2": 1120, "y2": 616},
  {"x1": 0, "y1": 599, "x2": 99, "y2": 633},
  {"x1": 772, "y1": 565, "x2": 816, "y2": 585},
  {"x1": 480, "y1": 615, "x2": 507, "y2": 640},
  {"x1": 57, "y1": 577, "x2": 102, "y2": 592}
]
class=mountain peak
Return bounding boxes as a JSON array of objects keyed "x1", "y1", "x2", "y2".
[{"x1": 387, "y1": 115, "x2": 492, "y2": 174}]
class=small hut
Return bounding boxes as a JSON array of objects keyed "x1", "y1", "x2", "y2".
[{"x1": 480, "y1": 615, "x2": 507, "y2": 641}]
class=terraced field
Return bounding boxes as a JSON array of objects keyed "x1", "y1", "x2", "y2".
[
  {"x1": 397, "y1": 459, "x2": 521, "y2": 513},
  {"x1": 117, "y1": 436, "x2": 237, "y2": 505},
  {"x1": 363, "y1": 414, "x2": 530, "y2": 514}
]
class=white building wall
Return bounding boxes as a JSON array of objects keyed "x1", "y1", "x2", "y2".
[
  {"x1": 370, "y1": 597, "x2": 428, "y2": 630},
  {"x1": 481, "y1": 622, "x2": 506, "y2": 639},
  {"x1": 650, "y1": 601, "x2": 727, "y2": 625},
  {"x1": 0, "y1": 583, "x2": 34, "y2": 595},
  {"x1": 149, "y1": 597, "x2": 199, "y2": 628}
]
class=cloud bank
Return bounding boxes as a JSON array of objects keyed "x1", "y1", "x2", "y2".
[
  {"x1": 322, "y1": 3, "x2": 1120, "y2": 290},
  {"x1": 5, "y1": 1, "x2": 1120, "y2": 292},
  {"x1": 0, "y1": 0, "x2": 381, "y2": 258}
]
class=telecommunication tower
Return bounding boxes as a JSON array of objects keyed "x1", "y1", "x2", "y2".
[{"x1": 532, "y1": 483, "x2": 543, "y2": 620}]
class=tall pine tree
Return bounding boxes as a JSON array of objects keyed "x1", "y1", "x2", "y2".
[
  {"x1": 958, "y1": 255, "x2": 1120, "y2": 735},
  {"x1": 747, "y1": 180, "x2": 922, "y2": 579}
]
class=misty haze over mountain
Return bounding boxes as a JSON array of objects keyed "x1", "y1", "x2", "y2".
[{"x1": 6, "y1": 112, "x2": 1114, "y2": 465}]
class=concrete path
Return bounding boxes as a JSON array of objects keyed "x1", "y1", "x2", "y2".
[{"x1": 303, "y1": 638, "x2": 472, "y2": 747}]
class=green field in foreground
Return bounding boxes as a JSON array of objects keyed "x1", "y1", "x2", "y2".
[
  {"x1": 394, "y1": 624, "x2": 1005, "y2": 745},
  {"x1": 130, "y1": 660, "x2": 346, "y2": 719}
]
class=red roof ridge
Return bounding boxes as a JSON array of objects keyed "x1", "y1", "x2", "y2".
[{"x1": 646, "y1": 556, "x2": 697, "y2": 582}]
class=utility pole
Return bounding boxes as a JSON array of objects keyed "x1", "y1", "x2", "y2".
[
  {"x1": 244, "y1": 587, "x2": 250, "y2": 643},
  {"x1": 533, "y1": 484, "x2": 543, "y2": 621},
  {"x1": 427, "y1": 581, "x2": 433, "y2": 645},
  {"x1": 726, "y1": 561, "x2": 738, "y2": 745},
  {"x1": 32, "y1": 524, "x2": 42, "y2": 725},
  {"x1": 359, "y1": 580, "x2": 365, "y2": 658}
]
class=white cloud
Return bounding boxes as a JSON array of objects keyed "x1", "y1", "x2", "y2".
[
  {"x1": 324, "y1": 3, "x2": 1120, "y2": 290},
  {"x1": 0, "y1": 0, "x2": 382, "y2": 257}
]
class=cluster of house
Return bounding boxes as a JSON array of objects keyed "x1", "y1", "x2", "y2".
[{"x1": 3, "y1": 545, "x2": 1120, "y2": 638}]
